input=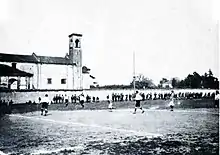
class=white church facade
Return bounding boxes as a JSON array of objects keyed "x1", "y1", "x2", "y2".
[{"x1": 0, "y1": 33, "x2": 95, "y2": 90}]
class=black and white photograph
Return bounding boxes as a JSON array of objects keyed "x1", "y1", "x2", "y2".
[{"x1": 0, "y1": 0, "x2": 219, "y2": 154}]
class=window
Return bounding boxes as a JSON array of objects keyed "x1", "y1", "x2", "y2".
[
  {"x1": 47, "y1": 78, "x2": 52, "y2": 84},
  {"x1": 61, "y1": 79, "x2": 66, "y2": 84},
  {"x1": 75, "y1": 39, "x2": 80, "y2": 48},
  {"x1": 69, "y1": 38, "x2": 73, "y2": 49}
]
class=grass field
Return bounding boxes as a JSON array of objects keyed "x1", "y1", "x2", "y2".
[{"x1": 0, "y1": 99, "x2": 219, "y2": 155}]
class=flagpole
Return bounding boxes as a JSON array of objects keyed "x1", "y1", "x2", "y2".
[{"x1": 133, "y1": 51, "x2": 136, "y2": 93}]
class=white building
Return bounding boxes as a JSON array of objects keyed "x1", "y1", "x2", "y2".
[
  {"x1": 0, "y1": 33, "x2": 95, "y2": 90},
  {"x1": 162, "y1": 81, "x2": 173, "y2": 89}
]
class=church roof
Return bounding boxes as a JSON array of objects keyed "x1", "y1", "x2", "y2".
[
  {"x1": 0, "y1": 53, "x2": 75, "y2": 65},
  {"x1": 37, "y1": 56, "x2": 73, "y2": 65},
  {"x1": 0, "y1": 53, "x2": 36, "y2": 63},
  {"x1": 0, "y1": 64, "x2": 33, "y2": 77}
]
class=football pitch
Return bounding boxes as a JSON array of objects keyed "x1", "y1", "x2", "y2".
[{"x1": 0, "y1": 108, "x2": 219, "y2": 155}]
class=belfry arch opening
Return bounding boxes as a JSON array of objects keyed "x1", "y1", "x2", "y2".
[{"x1": 75, "y1": 39, "x2": 80, "y2": 48}]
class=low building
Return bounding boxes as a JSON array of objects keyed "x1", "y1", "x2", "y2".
[{"x1": 162, "y1": 81, "x2": 173, "y2": 89}]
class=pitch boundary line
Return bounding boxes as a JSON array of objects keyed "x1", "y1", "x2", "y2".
[
  {"x1": 49, "y1": 109, "x2": 219, "y2": 115},
  {"x1": 10, "y1": 114, "x2": 162, "y2": 137},
  {"x1": 43, "y1": 109, "x2": 219, "y2": 114}
]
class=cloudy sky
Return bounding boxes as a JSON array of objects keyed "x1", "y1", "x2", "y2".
[{"x1": 0, "y1": 0, "x2": 219, "y2": 85}]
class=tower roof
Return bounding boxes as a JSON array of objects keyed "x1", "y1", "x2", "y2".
[{"x1": 68, "y1": 33, "x2": 83, "y2": 37}]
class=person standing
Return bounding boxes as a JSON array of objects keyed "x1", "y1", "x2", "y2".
[
  {"x1": 61, "y1": 95, "x2": 64, "y2": 103},
  {"x1": 214, "y1": 90, "x2": 219, "y2": 108},
  {"x1": 133, "y1": 91, "x2": 144, "y2": 114},
  {"x1": 41, "y1": 94, "x2": 50, "y2": 116},
  {"x1": 107, "y1": 95, "x2": 113, "y2": 112},
  {"x1": 71, "y1": 95, "x2": 74, "y2": 104},
  {"x1": 79, "y1": 93, "x2": 85, "y2": 108},
  {"x1": 169, "y1": 90, "x2": 175, "y2": 111},
  {"x1": 64, "y1": 94, "x2": 69, "y2": 107}
]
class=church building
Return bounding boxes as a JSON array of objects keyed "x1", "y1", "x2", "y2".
[{"x1": 0, "y1": 33, "x2": 95, "y2": 90}]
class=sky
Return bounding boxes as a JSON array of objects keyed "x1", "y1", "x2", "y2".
[{"x1": 0, "y1": 0, "x2": 219, "y2": 86}]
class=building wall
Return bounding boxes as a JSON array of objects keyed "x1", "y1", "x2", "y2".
[
  {"x1": 73, "y1": 65, "x2": 81, "y2": 90},
  {"x1": 0, "y1": 61, "x2": 93, "y2": 90},
  {"x1": 0, "y1": 62, "x2": 81, "y2": 90},
  {"x1": 38, "y1": 64, "x2": 74, "y2": 89},
  {"x1": 162, "y1": 83, "x2": 173, "y2": 88},
  {"x1": 83, "y1": 74, "x2": 92, "y2": 89}
]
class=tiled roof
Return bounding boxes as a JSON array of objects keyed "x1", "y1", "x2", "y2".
[
  {"x1": 0, "y1": 53, "x2": 75, "y2": 65},
  {"x1": 37, "y1": 56, "x2": 73, "y2": 65},
  {"x1": 0, "y1": 53, "x2": 36, "y2": 63}
]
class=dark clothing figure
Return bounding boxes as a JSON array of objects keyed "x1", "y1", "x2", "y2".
[
  {"x1": 80, "y1": 100, "x2": 84, "y2": 108},
  {"x1": 86, "y1": 95, "x2": 90, "y2": 102},
  {"x1": 58, "y1": 95, "x2": 61, "y2": 103},
  {"x1": 129, "y1": 94, "x2": 132, "y2": 101},
  {"x1": 112, "y1": 93, "x2": 115, "y2": 102},
  {"x1": 93, "y1": 97, "x2": 96, "y2": 102},
  {"x1": 125, "y1": 95, "x2": 128, "y2": 101},
  {"x1": 170, "y1": 105, "x2": 174, "y2": 111},
  {"x1": 120, "y1": 93, "x2": 124, "y2": 101},
  {"x1": 65, "y1": 99, "x2": 69, "y2": 107},
  {"x1": 135, "y1": 100, "x2": 141, "y2": 107},
  {"x1": 61, "y1": 95, "x2": 64, "y2": 103},
  {"x1": 117, "y1": 94, "x2": 120, "y2": 101},
  {"x1": 71, "y1": 95, "x2": 74, "y2": 103},
  {"x1": 141, "y1": 93, "x2": 145, "y2": 101},
  {"x1": 154, "y1": 93, "x2": 157, "y2": 100},
  {"x1": 38, "y1": 97, "x2": 41, "y2": 103},
  {"x1": 96, "y1": 97, "x2": 99, "y2": 102},
  {"x1": 74, "y1": 94, "x2": 77, "y2": 103}
]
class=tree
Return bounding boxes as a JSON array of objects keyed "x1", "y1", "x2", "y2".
[
  {"x1": 177, "y1": 80, "x2": 185, "y2": 88},
  {"x1": 158, "y1": 84, "x2": 162, "y2": 88},
  {"x1": 160, "y1": 78, "x2": 169, "y2": 85},
  {"x1": 191, "y1": 72, "x2": 202, "y2": 88},
  {"x1": 201, "y1": 69, "x2": 219, "y2": 89},
  {"x1": 171, "y1": 78, "x2": 178, "y2": 88},
  {"x1": 131, "y1": 74, "x2": 155, "y2": 89},
  {"x1": 208, "y1": 69, "x2": 213, "y2": 77},
  {"x1": 159, "y1": 78, "x2": 169, "y2": 88}
]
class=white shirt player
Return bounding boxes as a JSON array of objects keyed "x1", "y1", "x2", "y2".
[
  {"x1": 41, "y1": 96, "x2": 51, "y2": 105},
  {"x1": 64, "y1": 95, "x2": 69, "y2": 100},
  {"x1": 170, "y1": 92, "x2": 175, "y2": 99},
  {"x1": 169, "y1": 92, "x2": 175, "y2": 106},
  {"x1": 215, "y1": 94, "x2": 219, "y2": 100},
  {"x1": 79, "y1": 94, "x2": 85, "y2": 101},
  {"x1": 108, "y1": 98, "x2": 113, "y2": 109},
  {"x1": 135, "y1": 93, "x2": 142, "y2": 101}
]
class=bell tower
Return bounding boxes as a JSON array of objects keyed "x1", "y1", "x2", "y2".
[{"x1": 69, "y1": 33, "x2": 82, "y2": 90}]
